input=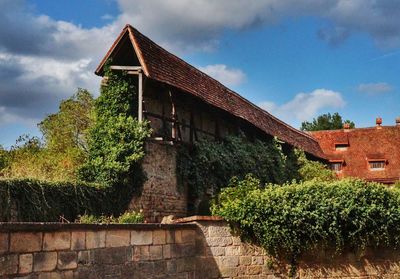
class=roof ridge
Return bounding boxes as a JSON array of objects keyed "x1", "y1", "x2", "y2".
[
  {"x1": 127, "y1": 25, "x2": 317, "y2": 143},
  {"x1": 310, "y1": 125, "x2": 399, "y2": 133},
  {"x1": 96, "y1": 25, "x2": 326, "y2": 158}
]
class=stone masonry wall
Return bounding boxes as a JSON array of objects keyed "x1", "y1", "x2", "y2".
[
  {"x1": 190, "y1": 217, "x2": 400, "y2": 278},
  {"x1": 0, "y1": 223, "x2": 198, "y2": 279},
  {"x1": 129, "y1": 141, "x2": 187, "y2": 223},
  {"x1": 3, "y1": 219, "x2": 400, "y2": 278}
]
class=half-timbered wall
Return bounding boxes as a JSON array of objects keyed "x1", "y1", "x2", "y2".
[{"x1": 131, "y1": 79, "x2": 273, "y2": 222}]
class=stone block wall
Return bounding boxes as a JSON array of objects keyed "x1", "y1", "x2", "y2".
[
  {"x1": 187, "y1": 217, "x2": 400, "y2": 278},
  {"x1": 129, "y1": 141, "x2": 187, "y2": 223},
  {"x1": 3, "y1": 219, "x2": 400, "y2": 278},
  {"x1": 0, "y1": 223, "x2": 198, "y2": 279}
]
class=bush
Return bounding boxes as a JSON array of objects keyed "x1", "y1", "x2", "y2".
[
  {"x1": 0, "y1": 178, "x2": 132, "y2": 222},
  {"x1": 77, "y1": 210, "x2": 144, "y2": 224},
  {"x1": 296, "y1": 150, "x2": 336, "y2": 182},
  {"x1": 212, "y1": 176, "x2": 400, "y2": 261}
]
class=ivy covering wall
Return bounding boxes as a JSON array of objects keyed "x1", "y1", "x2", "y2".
[
  {"x1": 177, "y1": 135, "x2": 327, "y2": 205},
  {"x1": 0, "y1": 68, "x2": 151, "y2": 222},
  {"x1": 0, "y1": 179, "x2": 114, "y2": 222}
]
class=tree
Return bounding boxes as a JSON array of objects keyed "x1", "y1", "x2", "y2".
[
  {"x1": 3, "y1": 90, "x2": 94, "y2": 181},
  {"x1": 300, "y1": 112, "x2": 355, "y2": 131},
  {"x1": 0, "y1": 145, "x2": 9, "y2": 173},
  {"x1": 39, "y1": 88, "x2": 94, "y2": 153}
]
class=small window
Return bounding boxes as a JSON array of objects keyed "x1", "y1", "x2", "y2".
[
  {"x1": 369, "y1": 161, "x2": 386, "y2": 170},
  {"x1": 330, "y1": 162, "x2": 342, "y2": 172},
  {"x1": 335, "y1": 143, "x2": 349, "y2": 151}
]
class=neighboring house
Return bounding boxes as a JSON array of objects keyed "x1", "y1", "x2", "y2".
[
  {"x1": 311, "y1": 118, "x2": 400, "y2": 185},
  {"x1": 96, "y1": 25, "x2": 325, "y2": 221}
]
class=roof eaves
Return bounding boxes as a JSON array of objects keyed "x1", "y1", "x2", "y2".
[{"x1": 127, "y1": 25, "x2": 150, "y2": 77}]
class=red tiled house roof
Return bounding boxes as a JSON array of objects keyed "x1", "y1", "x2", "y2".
[
  {"x1": 96, "y1": 25, "x2": 325, "y2": 159},
  {"x1": 311, "y1": 126, "x2": 400, "y2": 184}
]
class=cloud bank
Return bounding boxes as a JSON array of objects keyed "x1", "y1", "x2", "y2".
[
  {"x1": 259, "y1": 89, "x2": 346, "y2": 124},
  {"x1": 198, "y1": 64, "x2": 246, "y2": 87},
  {"x1": 357, "y1": 82, "x2": 393, "y2": 94},
  {"x1": 1, "y1": 0, "x2": 399, "y2": 135}
]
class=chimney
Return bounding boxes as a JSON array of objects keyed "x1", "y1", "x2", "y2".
[
  {"x1": 376, "y1": 117, "x2": 382, "y2": 128},
  {"x1": 343, "y1": 123, "x2": 351, "y2": 131},
  {"x1": 396, "y1": 117, "x2": 400, "y2": 127}
]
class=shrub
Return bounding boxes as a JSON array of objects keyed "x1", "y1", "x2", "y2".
[
  {"x1": 212, "y1": 176, "x2": 400, "y2": 261},
  {"x1": 77, "y1": 210, "x2": 144, "y2": 224},
  {"x1": 117, "y1": 210, "x2": 144, "y2": 223},
  {"x1": 296, "y1": 150, "x2": 336, "y2": 182},
  {"x1": 0, "y1": 178, "x2": 132, "y2": 222}
]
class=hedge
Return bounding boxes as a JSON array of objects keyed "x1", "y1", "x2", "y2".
[
  {"x1": 0, "y1": 179, "x2": 131, "y2": 222},
  {"x1": 212, "y1": 176, "x2": 400, "y2": 261}
]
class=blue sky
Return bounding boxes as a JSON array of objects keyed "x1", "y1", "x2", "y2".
[{"x1": 0, "y1": 0, "x2": 399, "y2": 148}]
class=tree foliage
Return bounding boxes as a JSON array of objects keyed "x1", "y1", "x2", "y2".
[
  {"x1": 212, "y1": 176, "x2": 400, "y2": 264},
  {"x1": 39, "y1": 88, "x2": 93, "y2": 152},
  {"x1": 301, "y1": 112, "x2": 355, "y2": 131},
  {"x1": 0, "y1": 145, "x2": 9, "y2": 173},
  {"x1": 2, "y1": 90, "x2": 94, "y2": 181},
  {"x1": 78, "y1": 69, "x2": 151, "y2": 187}
]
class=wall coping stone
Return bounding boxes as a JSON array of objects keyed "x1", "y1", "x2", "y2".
[
  {"x1": 0, "y1": 222, "x2": 197, "y2": 232},
  {"x1": 173, "y1": 215, "x2": 224, "y2": 223}
]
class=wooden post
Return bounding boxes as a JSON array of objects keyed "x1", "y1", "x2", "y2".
[
  {"x1": 138, "y1": 71, "x2": 143, "y2": 122},
  {"x1": 169, "y1": 90, "x2": 177, "y2": 140}
]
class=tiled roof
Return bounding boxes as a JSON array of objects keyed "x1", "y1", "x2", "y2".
[
  {"x1": 96, "y1": 25, "x2": 325, "y2": 159},
  {"x1": 311, "y1": 126, "x2": 400, "y2": 184}
]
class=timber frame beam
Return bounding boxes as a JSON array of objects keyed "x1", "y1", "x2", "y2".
[{"x1": 109, "y1": 65, "x2": 144, "y2": 121}]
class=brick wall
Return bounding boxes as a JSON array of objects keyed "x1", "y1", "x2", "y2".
[
  {"x1": 129, "y1": 141, "x2": 187, "y2": 222},
  {"x1": 2, "y1": 219, "x2": 400, "y2": 278}
]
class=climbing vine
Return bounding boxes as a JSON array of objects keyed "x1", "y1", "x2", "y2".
[
  {"x1": 0, "y1": 66, "x2": 152, "y2": 222},
  {"x1": 177, "y1": 135, "x2": 302, "y2": 202},
  {"x1": 78, "y1": 66, "x2": 151, "y2": 192},
  {"x1": 0, "y1": 179, "x2": 115, "y2": 222}
]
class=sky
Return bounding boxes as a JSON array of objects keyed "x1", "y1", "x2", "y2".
[{"x1": 0, "y1": 0, "x2": 399, "y2": 148}]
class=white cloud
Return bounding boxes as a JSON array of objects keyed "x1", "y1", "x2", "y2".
[
  {"x1": 0, "y1": 0, "x2": 399, "y2": 132},
  {"x1": 0, "y1": 1, "x2": 112, "y2": 126},
  {"x1": 198, "y1": 64, "x2": 246, "y2": 87},
  {"x1": 101, "y1": 14, "x2": 114, "y2": 21},
  {"x1": 259, "y1": 89, "x2": 345, "y2": 124},
  {"x1": 115, "y1": 0, "x2": 400, "y2": 52},
  {"x1": 357, "y1": 82, "x2": 393, "y2": 94}
]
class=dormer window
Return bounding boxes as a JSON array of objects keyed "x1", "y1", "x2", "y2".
[
  {"x1": 330, "y1": 162, "x2": 343, "y2": 172},
  {"x1": 329, "y1": 160, "x2": 344, "y2": 172},
  {"x1": 367, "y1": 154, "x2": 387, "y2": 171},
  {"x1": 335, "y1": 143, "x2": 349, "y2": 151},
  {"x1": 369, "y1": 160, "x2": 386, "y2": 170}
]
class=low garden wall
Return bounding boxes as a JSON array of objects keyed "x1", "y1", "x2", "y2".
[
  {"x1": 0, "y1": 223, "x2": 198, "y2": 279},
  {"x1": 2, "y1": 217, "x2": 400, "y2": 278}
]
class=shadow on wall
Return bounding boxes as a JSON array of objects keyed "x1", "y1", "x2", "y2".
[{"x1": 1, "y1": 220, "x2": 400, "y2": 278}]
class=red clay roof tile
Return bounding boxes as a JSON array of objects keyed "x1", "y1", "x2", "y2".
[
  {"x1": 311, "y1": 126, "x2": 400, "y2": 184},
  {"x1": 96, "y1": 25, "x2": 325, "y2": 159}
]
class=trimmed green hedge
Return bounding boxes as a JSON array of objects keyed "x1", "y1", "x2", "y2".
[
  {"x1": 0, "y1": 179, "x2": 131, "y2": 222},
  {"x1": 212, "y1": 176, "x2": 400, "y2": 261}
]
